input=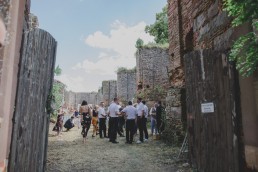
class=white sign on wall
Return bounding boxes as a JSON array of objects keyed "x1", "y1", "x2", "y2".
[{"x1": 201, "y1": 102, "x2": 214, "y2": 113}]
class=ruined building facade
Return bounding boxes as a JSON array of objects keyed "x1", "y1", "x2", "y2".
[
  {"x1": 136, "y1": 47, "x2": 170, "y2": 90},
  {"x1": 167, "y1": 0, "x2": 258, "y2": 171},
  {"x1": 117, "y1": 69, "x2": 136, "y2": 104},
  {"x1": 64, "y1": 91, "x2": 98, "y2": 109},
  {"x1": 101, "y1": 80, "x2": 117, "y2": 106}
]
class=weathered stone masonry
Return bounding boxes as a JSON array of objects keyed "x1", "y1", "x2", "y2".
[
  {"x1": 136, "y1": 47, "x2": 170, "y2": 90},
  {"x1": 168, "y1": 0, "x2": 258, "y2": 170},
  {"x1": 117, "y1": 70, "x2": 136, "y2": 103},
  {"x1": 101, "y1": 80, "x2": 117, "y2": 105},
  {"x1": 64, "y1": 91, "x2": 98, "y2": 108}
]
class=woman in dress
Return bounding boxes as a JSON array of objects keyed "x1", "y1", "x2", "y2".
[{"x1": 79, "y1": 100, "x2": 92, "y2": 143}]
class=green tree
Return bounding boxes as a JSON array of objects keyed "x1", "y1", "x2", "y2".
[
  {"x1": 224, "y1": 0, "x2": 258, "y2": 76},
  {"x1": 54, "y1": 65, "x2": 62, "y2": 76},
  {"x1": 135, "y1": 38, "x2": 144, "y2": 48},
  {"x1": 145, "y1": 5, "x2": 168, "y2": 44},
  {"x1": 50, "y1": 65, "x2": 66, "y2": 116}
]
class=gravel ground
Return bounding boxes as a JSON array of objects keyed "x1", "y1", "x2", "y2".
[{"x1": 46, "y1": 123, "x2": 191, "y2": 172}]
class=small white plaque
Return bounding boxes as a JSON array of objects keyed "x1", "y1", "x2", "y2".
[{"x1": 201, "y1": 102, "x2": 214, "y2": 113}]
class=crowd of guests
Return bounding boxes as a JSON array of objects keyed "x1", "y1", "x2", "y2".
[{"x1": 53, "y1": 97, "x2": 165, "y2": 144}]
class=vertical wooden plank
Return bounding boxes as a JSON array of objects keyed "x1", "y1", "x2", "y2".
[
  {"x1": 8, "y1": 29, "x2": 56, "y2": 172},
  {"x1": 184, "y1": 49, "x2": 241, "y2": 172}
]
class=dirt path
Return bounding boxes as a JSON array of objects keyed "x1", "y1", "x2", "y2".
[{"x1": 46, "y1": 123, "x2": 190, "y2": 172}]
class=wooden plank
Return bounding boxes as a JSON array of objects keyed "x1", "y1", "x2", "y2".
[
  {"x1": 8, "y1": 29, "x2": 56, "y2": 172},
  {"x1": 184, "y1": 49, "x2": 241, "y2": 172}
]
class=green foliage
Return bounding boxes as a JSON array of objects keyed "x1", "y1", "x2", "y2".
[
  {"x1": 224, "y1": 0, "x2": 258, "y2": 76},
  {"x1": 116, "y1": 66, "x2": 136, "y2": 73},
  {"x1": 224, "y1": 0, "x2": 258, "y2": 28},
  {"x1": 135, "y1": 38, "x2": 144, "y2": 48},
  {"x1": 229, "y1": 32, "x2": 258, "y2": 76},
  {"x1": 145, "y1": 5, "x2": 168, "y2": 44},
  {"x1": 51, "y1": 81, "x2": 65, "y2": 111},
  {"x1": 50, "y1": 65, "x2": 65, "y2": 114},
  {"x1": 54, "y1": 65, "x2": 62, "y2": 76}
]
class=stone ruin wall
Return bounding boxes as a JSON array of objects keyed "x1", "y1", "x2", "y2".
[
  {"x1": 75, "y1": 92, "x2": 98, "y2": 106},
  {"x1": 136, "y1": 47, "x2": 170, "y2": 90},
  {"x1": 64, "y1": 91, "x2": 98, "y2": 109},
  {"x1": 165, "y1": 0, "x2": 232, "y2": 143},
  {"x1": 96, "y1": 88, "x2": 103, "y2": 105},
  {"x1": 64, "y1": 80, "x2": 117, "y2": 110},
  {"x1": 64, "y1": 91, "x2": 76, "y2": 109},
  {"x1": 101, "y1": 80, "x2": 117, "y2": 106},
  {"x1": 117, "y1": 70, "x2": 136, "y2": 104}
]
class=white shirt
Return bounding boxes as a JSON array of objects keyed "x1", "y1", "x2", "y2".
[
  {"x1": 108, "y1": 102, "x2": 119, "y2": 117},
  {"x1": 136, "y1": 102, "x2": 145, "y2": 117},
  {"x1": 122, "y1": 105, "x2": 137, "y2": 119},
  {"x1": 98, "y1": 107, "x2": 106, "y2": 119},
  {"x1": 144, "y1": 105, "x2": 148, "y2": 118}
]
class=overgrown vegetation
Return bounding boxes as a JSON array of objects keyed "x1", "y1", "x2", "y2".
[
  {"x1": 145, "y1": 5, "x2": 168, "y2": 44},
  {"x1": 48, "y1": 65, "x2": 66, "y2": 117},
  {"x1": 224, "y1": 0, "x2": 258, "y2": 76},
  {"x1": 135, "y1": 38, "x2": 144, "y2": 48},
  {"x1": 135, "y1": 5, "x2": 169, "y2": 49},
  {"x1": 116, "y1": 66, "x2": 136, "y2": 73}
]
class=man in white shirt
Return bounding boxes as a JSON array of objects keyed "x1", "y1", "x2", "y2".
[
  {"x1": 136, "y1": 97, "x2": 145, "y2": 143},
  {"x1": 107, "y1": 98, "x2": 120, "y2": 143},
  {"x1": 142, "y1": 100, "x2": 149, "y2": 142},
  {"x1": 98, "y1": 102, "x2": 107, "y2": 138},
  {"x1": 122, "y1": 101, "x2": 137, "y2": 144}
]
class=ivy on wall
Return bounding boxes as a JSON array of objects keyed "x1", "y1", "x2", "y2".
[{"x1": 224, "y1": 0, "x2": 258, "y2": 76}]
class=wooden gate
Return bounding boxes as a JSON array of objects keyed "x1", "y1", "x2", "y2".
[
  {"x1": 8, "y1": 29, "x2": 57, "y2": 172},
  {"x1": 184, "y1": 49, "x2": 243, "y2": 172}
]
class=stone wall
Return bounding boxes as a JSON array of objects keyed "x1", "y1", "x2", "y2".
[
  {"x1": 102, "y1": 80, "x2": 117, "y2": 105},
  {"x1": 96, "y1": 88, "x2": 104, "y2": 105},
  {"x1": 64, "y1": 90, "x2": 76, "y2": 109},
  {"x1": 75, "y1": 92, "x2": 98, "y2": 106},
  {"x1": 64, "y1": 91, "x2": 98, "y2": 108},
  {"x1": 168, "y1": 0, "x2": 258, "y2": 170},
  {"x1": 136, "y1": 47, "x2": 170, "y2": 89},
  {"x1": 117, "y1": 70, "x2": 136, "y2": 104},
  {"x1": 165, "y1": 0, "x2": 228, "y2": 143}
]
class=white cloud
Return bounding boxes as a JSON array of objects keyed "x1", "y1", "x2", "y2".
[
  {"x1": 73, "y1": 53, "x2": 136, "y2": 76},
  {"x1": 85, "y1": 20, "x2": 154, "y2": 58},
  {"x1": 59, "y1": 21, "x2": 153, "y2": 92}
]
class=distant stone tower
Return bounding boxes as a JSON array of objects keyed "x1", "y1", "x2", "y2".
[
  {"x1": 117, "y1": 68, "x2": 136, "y2": 104},
  {"x1": 102, "y1": 80, "x2": 117, "y2": 105},
  {"x1": 136, "y1": 47, "x2": 170, "y2": 90}
]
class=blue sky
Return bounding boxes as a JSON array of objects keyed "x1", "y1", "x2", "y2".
[{"x1": 31, "y1": 0, "x2": 167, "y2": 92}]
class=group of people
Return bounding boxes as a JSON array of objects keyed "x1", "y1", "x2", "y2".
[
  {"x1": 53, "y1": 97, "x2": 165, "y2": 144},
  {"x1": 52, "y1": 109, "x2": 75, "y2": 136}
]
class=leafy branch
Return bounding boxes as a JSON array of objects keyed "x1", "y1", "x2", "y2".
[{"x1": 224, "y1": 0, "x2": 258, "y2": 76}]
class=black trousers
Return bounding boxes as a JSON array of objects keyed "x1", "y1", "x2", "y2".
[
  {"x1": 126, "y1": 119, "x2": 135, "y2": 143},
  {"x1": 82, "y1": 125, "x2": 90, "y2": 138},
  {"x1": 143, "y1": 118, "x2": 148, "y2": 139},
  {"x1": 118, "y1": 116, "x2": 125, "y2": 136},
  {"x1": 137, "y1": 117, "x2": 144, "y2": 142},
  {"x1": 109, "y1": 117, "x2": 118, "y2": 142},
  {"x1": 157, "y1": 117, "x2": 161, "y2": 133},
  {"x1": 99, "y1": 118, "x2": 106, "y2": 138},
  {"x1": 108, "y1": 118, "x2": 111, "y2": 138}
]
